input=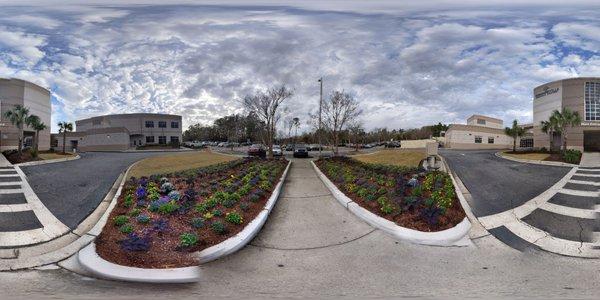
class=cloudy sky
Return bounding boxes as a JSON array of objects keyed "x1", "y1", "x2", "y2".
[{"x1": 0, "y1": 1, "x2": 598, "y2": 133}]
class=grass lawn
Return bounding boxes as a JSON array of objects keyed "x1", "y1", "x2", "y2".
[
  {"x1": 128, "y1": 150, "x2": 237, "y2": 178},
  {"x1": 38, "y1": 152, "x2": 74, "y2": 160},
  {"x1": 501, "y1": 151, "x2": 551, "y2": 161},
  {"x1": 353, "y1": 149, "x2": 426, "y2": 167}
]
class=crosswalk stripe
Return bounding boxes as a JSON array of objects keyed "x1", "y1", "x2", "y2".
[
  {"x1": 568, "y1": 179, "x2": 600, "y2": 186},
  {"x1": 540, "y1": 202, "x2": 597, "y2": 219},
  {"x1": 558, "y1": 189, "x2": 599, "y2": 198},
  {"x1": 0, "y1": 203, "x2": 31, "y2": 213}
]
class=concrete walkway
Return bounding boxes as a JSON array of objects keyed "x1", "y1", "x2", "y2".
[
  {"x1": 4, "y1": 158, "x2": 600, "y2": 297},
  {"x1": 581, "y1": 152, "x2": 600, "y2": 168}
]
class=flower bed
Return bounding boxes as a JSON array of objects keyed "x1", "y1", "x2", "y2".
[
  {"x1": 96, "y1": 157, "x2": 287, "y2": 268},
  {"x1": 315, "y1": 157, "x2": 465, "y2": 232}
]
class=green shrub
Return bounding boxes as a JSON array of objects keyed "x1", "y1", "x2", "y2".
[
  {"x1": 356, "y1": 188, "x2": 369, "y2": 198},
  {"x1": 190, "y1": 217, "x2": 205, "y2": 229},
  {"x1": 249, "y1": 194, "x2": 261, "y2": 203},
  {"x1": 225, "y1": 211, "x2": 243, "y2": 225},
  {"x1": 212, "y1": 209, "x2": 223, "y2": 217},
  {"x1": 113, "y1": 215, "x2": 129, "y2": 226},
  {"x1": 203, "y1": 212, "x2": 214, "y2": 219},
  {"x1": 195, "y1": 202, "x2": 208, "y2": 213},
  {"x1": 136, "y1": 214, "x2": 150, "y2": 224},
  {"x1": 411, "y1": 186, "x2": 423, "y2": 197},
  {"x1": 180, "y1": 233, "x2": 198, "y2": 247},
  {"x1": 128, "y1": 208, "x2": 141, "y2": 217},
  {"x1": 158, "y1": 200, "x2": 180, "y2": 214},
  {"x1": 222, "y1": 192, "x2": 241, "y2": 208},
  {"x1": 240, "y1": 202, "x2": 250, "y2": 211},
  {"x1": 119, "y1": 224, "x2": 134, "y2": 234},
  {"x1": 211, "y1": 221, "x2": 227, "y2": 235},
  {"x1": 563, "y1": 149, "x2": 581, "y2": 164},
  {"x1": 123, "y1": 194, "x2": 134, "y2": 208}
]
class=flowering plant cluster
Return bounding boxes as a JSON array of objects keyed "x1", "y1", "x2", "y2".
[
  {"x1": 316, "y1": 157, "x2": 461, "y2": 228},
  {"x1": 105, "y1": 158, "x2": 286, "y2": 256}
]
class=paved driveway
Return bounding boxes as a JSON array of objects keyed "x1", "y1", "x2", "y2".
[
  {"x1": 440, "y1": 149, "x2": 571, "y2": 217},
  {"x1": 21, "y1": 152, "x2": 166, "y2": 229}
]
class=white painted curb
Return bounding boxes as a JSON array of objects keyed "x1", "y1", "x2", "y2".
[
  {"x1": 311, "y1": 161, "x2": 471, "y2": 247},
  {"x1": 14, "y1": 154, "x2": 80, "y2": 167},
  {"x1": 196, "y1": 160, "x2": 291, "y2": 263},
  {"x1": 495, "y1": 152, "x2": 576, "y2": 167},
  {"x1": 78, "y1": 243, "x2": 200, "y2": 283}
]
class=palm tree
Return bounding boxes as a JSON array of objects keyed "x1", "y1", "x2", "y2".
[
  {"x1": 3, "y1": 105, "x2": 31, "y2": 155},
  {"x1": 504, "y1": 119, "x2": 526, "y2": 152},
  {"x1": 540, "y1": 114, "x2": 559, "y2": 152},
  {"x1": 58, "y1": 121, "x2": 73, "y2": 154},
  {"x1": 292, "y1": 117, "x2": 300, "y2": 146},
  {"x1": 27, "y1": 116, "x2": 47, "y2": 154},
  {"x1": 550, "y1": 108, "x2": 582, "y2": 153}
]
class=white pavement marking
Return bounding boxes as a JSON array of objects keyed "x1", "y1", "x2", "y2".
[
  {"x1": 575, "y1": 173, "x2": 600, "y2": 178},
  {"x1": 13, "y1": 166, "x2": 70, "y2": 237},
  {"x1": 0, "y1": 167, "x2": 70, "y2": 247},
  {"x1": 0, "y1": 228, "x2": 53, "y2": 247},
  {"x1": 0, "y1": 203, "x2": 31, "y2": 213},
  {"x1": 558, "y1": 189, "x2": 599, "y2": 198},
  {"x1": 0, "y1": 189, "x2": 24, "y2": 194},
  {"x1": 0, "y1": 174, "x2": 20, "y2": 177},
  {"x1": 504, "y1": 220, "x2": 600, "y2": 258},
  {"x1": 0, "y1": 182, "x2": 22, "y2": 186},
  {"x1": 478, "y1": 167, "x2": 578, "y2": 229},
  {"x1": 540, "y1": 202, "x2": 597, "y2": 220},
  {"x1": 568, "y1": 179, "x2": 600, "y2": 186}
]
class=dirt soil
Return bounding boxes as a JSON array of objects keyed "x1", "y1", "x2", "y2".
[
  {"x1": 3, "y1": 151, "x2": 42, "y2": 164},
  {"x1": 96, "y1": 158, "x2": 287, "y2": 269}
]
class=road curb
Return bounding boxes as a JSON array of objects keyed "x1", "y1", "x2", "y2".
[
  {"x1": 0, "y1": 159, "x2": 137, "y2": 271},
  {"x1": 78, "y1": 243, "x2": 200, "y2": 283},
  {"x1": 495, "y1": 152, "x2": 576, "y2": 167},
  {"x1": 76, "y1": 160, "x2": 290, "y2": 282},
  {"x1": 14, "y1": 154, "x2": 81, "y2": 167},
  {"x1": 196, "y1": 160, "x2": 291, "y2": 263},
  {"x1": 311, "y1": 161, "x2": 472, "y2": 247}
]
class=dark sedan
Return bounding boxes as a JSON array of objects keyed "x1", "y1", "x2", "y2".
[
  {"x1": 293, "y1": 144, "x2": 309, "y2": 158},
  {"x1": 247, "y1": 144, "x2": 266, "y2": 158}
]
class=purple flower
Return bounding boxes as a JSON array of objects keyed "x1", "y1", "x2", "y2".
[{"x1": 136, "y1": 186, "x2": 146, "y2": 199}]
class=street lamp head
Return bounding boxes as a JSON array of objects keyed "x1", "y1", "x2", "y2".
[{"x1": 318, "y1": 78, "x2": 322, "y2": 82}]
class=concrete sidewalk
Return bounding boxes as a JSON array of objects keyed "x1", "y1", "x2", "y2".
[{"x1": 580, "y1": 152, "x2": 600, "y2": 167}]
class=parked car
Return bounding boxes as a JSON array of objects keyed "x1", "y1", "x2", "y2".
[
  {"x1": 385, "y1": 141, "x2": 400, "y2": 148},
  {"x1": 293, "y1": 144, "x2": 309, "y2": 158},
  {"x1": 272, "y1": 145, "x2": 283, "y2": 156},
  {"x1": 285, "y1": 144, "x2": 294, "y2": 151},
  {"x1": 248, "y1": 144, "x2": 266, "y2": 158}
]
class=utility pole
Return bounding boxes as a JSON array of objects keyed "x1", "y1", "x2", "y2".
[{"x1": 318, "y1": 77, "x2": 323, "y2": 158}]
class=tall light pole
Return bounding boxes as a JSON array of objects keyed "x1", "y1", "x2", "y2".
[{"x1": 317, "y1": 77, "x2": 323, "y2": 158}]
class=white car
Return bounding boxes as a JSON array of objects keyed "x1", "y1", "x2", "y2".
[{"x1": 272, "y1": 145, "x2": 283, "y2": 156}]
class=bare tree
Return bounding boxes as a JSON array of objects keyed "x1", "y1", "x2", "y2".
[
  {"x1": 348, "y1": 122, "x2": 364, "y2": 152},
  {"x1": 243, "y1": 85, "x2": 293, "y2": 158},
  {"x1": 322, "y1": 90, "x2": 362, "y2": 155}
]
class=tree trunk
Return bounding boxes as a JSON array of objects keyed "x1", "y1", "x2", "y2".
[
  {"x1": 63, "y1": 132, "x2": 66, "y2": 154},
  {"x1": 563, "y1": 131, "x2": 568, "y2": 152},
  {"x1": 513, "y1": 136, "x2": 516, "y2": 152},
  {"x1": 35, "y1": 130, "x2": 39, "y2": 153},
  {"x1": 18, "y1": 125, "x2": 23, "y2": 155}
]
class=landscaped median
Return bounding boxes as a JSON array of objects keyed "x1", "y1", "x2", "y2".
[
  {"x1": 312, "y1": 157, "x2": 470, "y2": 246},
  {"x1": 496, "y1": 150, "x2": 580, "y2": 167},
  {"x1": 78, "y1": 157, "x2": 290, "y2": 283}
]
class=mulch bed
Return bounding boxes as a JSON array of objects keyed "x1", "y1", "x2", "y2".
[
  {"x1": 2, "y1": 150, "x2": 42, "y2": 164},
  {"x1": 315, "y1": 157, "x2": 465, "y2": 232},
  {"x1": 96, "y1": 158, "x2": 287, "y2": 269}
]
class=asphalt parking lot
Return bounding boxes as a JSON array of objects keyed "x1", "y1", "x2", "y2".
[
  {"x1": 21, "y1": 152, "x2": 166, "y2": 229},
  {"x1": 440, "y1": 149, "x2": 571, "y2": 217}
]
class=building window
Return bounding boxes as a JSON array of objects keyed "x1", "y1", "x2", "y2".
[
  {"x1": 92, "y1": 119, "x2": 101, "y2": 125},
  {"x1": 477, "y1": 119, "x2": 486, "y2": 125},
  {"x1": 145, "y1": 121, "x2": 154, "y2": 128},
  {"x1": 170, "y1": 136, "x2": 179, "y2": 144},
  {"x1": 171, "y1": 121, "x2": 179, "y2": 128},
  {"x1": 585, "y1": 82, "x2": 600, "y2": 121},
  {"x1": 488, "y1": 137, "x2": 494, "y2": 144},
  {"x1": 520, "y1": 138, "x2": 534, "y2": 148},
  {"x1": 158, "y1": 121, "x2": 167, "y2": 128},
  {"x1": 146, "y1": 136, "x2": 155, "y2": 143},
  {"x1": 158, "y1": 136, "x2": 167, "y2": 144},
  {"x1": 474, "y1": 136, "x2": 482, "y2": 143}
]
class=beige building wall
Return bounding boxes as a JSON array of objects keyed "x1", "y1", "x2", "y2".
[
  {"x1": 401, "y1": 139, "x2": 437, "y2": 149},
  {"x1": 0, "y1": 78, "x2": 51, "y2": 151},
  {"x1": 467, "y1": 115, "x2": 503, "y2": 129},
  {"x1": 533, "y1": 77, "x2": 600, "y2": 152},
  {"x1": 445, "y1": 126, "x2": 513, "y2": 150}
]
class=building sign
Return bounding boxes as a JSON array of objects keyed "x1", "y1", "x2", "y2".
[
  {"x1": 581, "y1": 122, "x2": 600, "y2": 126},
  {"x1": 535, "y1": 86, "x2": 560, "y2": 99}
]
